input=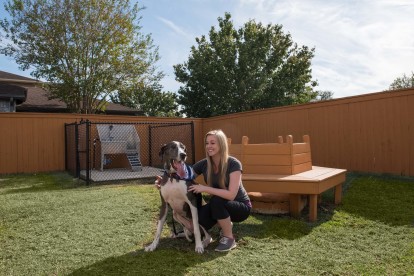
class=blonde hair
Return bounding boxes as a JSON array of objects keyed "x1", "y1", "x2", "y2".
[{"x1": 205, "y1": 129, "x2": 229, "y2": 189}]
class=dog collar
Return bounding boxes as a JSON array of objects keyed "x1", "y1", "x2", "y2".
[
  {"x1": 164, "y1": 164, "x2": 195, "y2": 181},
  {"x1": 163, "y1": 163, "x2": 195, "y2": 181},
  {"x1": 163, "y1": 170, "x2": 181, "y2": 181}
]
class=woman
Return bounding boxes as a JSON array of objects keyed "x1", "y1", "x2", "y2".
[{"x1": 189, "y1": 129, "x2": 251, "y2": 252}]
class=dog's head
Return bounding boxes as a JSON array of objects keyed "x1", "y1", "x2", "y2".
[{"x1": 159, "y1": 141, "x2": 187, "y2": 174}]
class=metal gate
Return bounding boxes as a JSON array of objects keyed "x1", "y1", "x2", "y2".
[{"x1": 65, "y1": 120, "x2": 194, "y2": 184}]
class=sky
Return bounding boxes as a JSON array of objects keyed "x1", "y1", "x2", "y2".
[{"x1": 1, "y1": 0, "x2": 414, "y2": 99}]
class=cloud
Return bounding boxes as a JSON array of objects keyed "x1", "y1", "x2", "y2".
[
  {"x1": 229, "y1": 0, "x2": 414, "y2": 97},
  {"x1": 2, "y1": 0, "x2": 414, "y2": 98},
  {"x1": 157, "y1": 16, "x2": 192, "y2": 39}
]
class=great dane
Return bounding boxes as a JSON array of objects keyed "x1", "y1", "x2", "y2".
[{"x1": 145, "y1": 141, "x2": 211, "y2": 253}]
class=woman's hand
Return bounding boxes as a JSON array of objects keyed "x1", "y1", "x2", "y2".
[
  {"x1": 154, "y1": 175, "x2": 162, "y2": 190},
  {"x1": 188, "y1": 184, "x2": 204, "y2": 194},
  {"x1": 190, "y1": 171, "x2": 241, "y2": 200}
]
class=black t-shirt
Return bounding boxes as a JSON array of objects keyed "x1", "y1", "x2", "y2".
[{"x1": 192, "y1": 156, "x2": 250, "y2": 203}]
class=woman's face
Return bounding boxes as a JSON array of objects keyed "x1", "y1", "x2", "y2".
[{"x1": 205, "y1": 134, "x2": 220, "y2": 158}]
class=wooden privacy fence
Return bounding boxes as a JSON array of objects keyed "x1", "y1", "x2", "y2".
[
  {"x1": 202, "y1": 88, "x2": 414, "y2": 177},
  {"x1": 0, "y1": 113, "x2": 203, "y2": 175},
  {"x1": 0, "y1": 88, "x2": 413, "y2": 177}
]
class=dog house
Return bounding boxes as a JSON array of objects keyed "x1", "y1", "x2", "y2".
[{"x1": 96, "y1": 124, "x2": 142, "y2": 171}]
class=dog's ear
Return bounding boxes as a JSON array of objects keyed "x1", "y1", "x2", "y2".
[
  {"x1": 179, "y1": 142, "x2": 187, "y2": 152},
  {"x1": 159, "y1": 144, "x2": 167, "y2": 160}
]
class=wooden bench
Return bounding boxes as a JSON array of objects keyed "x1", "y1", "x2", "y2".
[{"x1": 228, "y1": 135, "x2": 346, "y2": 222}]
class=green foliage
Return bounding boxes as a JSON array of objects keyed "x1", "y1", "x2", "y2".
[
  {"x1": 174, "y1": 12, "x2": 318, "y2": 118},
  {"x1": 314, "y1": 90, "x2": 334, "y2": 101},
  {"x1": 0, "y1": 0, "x2": 170, "y2": 115},
  {"x1": 388, "y1": 71, "x2": 414, "y2": 90},
  {"x1": 111, "y1": 78, "x2": 181, "y2": 117}
]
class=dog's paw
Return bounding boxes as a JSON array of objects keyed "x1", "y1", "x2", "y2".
[
  {"x1": 195, "y1": 245, "x2": 204, "y2": 254},
  {"x1": 144, "y1": 242, "x2": 157, "y2": 252},
  {"x1": 202, "y1": 235, "x2": 213, "y2": 248}
]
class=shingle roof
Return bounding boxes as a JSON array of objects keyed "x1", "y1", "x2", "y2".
[
  {"x1": 16, "y1": 85, "x2": 67, "y2": 112},
  {"x1": 0, "y1": 71, "x2": 36, "y2": 82},
  {"x1": 17, "y1": 85, "x2": 143, "y2": 115},
  {"x1": 0, "y1": 84, "x2": 28, "y2": 104},
  {"x1": 0, "y1": 70, "x2": 143, "y2": 115}
]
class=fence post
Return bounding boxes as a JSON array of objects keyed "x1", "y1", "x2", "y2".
[
  {"x1": 85, "y1": 120, "x2": 90, "y2": 185},
  {"x1": 149, "y1": 124, "x2": 152, "y2": 166},
  {"x1": 191, "y1": 121, "x2": 195, "y2": 164},
  {"x1": 75, "y1": 123, "x2": 80, "y2": 178},
  {"x1": 64, "y1": 123, "x2": 68, "y2": 171}
]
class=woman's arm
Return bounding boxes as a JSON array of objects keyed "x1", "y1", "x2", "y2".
[{"x1": 188, "y1": 171, "x2": 241, "y2": 201}]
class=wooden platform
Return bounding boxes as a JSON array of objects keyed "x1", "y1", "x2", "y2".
[
  {"x1": 228, "y1": 135, "x2": 346, "y2": 221},
  {"x1": 242, "y1": 166, "x2": 346, "y2": 221}
]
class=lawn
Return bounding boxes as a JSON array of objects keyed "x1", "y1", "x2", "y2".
[{"x1": 0, "y1": 172, "x2": 413, "y2": 275}]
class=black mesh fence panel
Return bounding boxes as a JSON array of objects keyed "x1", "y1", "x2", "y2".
[
  {"x1": 64, "y1": 122, "x2": 77, "y2": 177},
  {"x1": 65, "y1": 120, "x2": 194, "y2": 184},
  {"x1": 148, "y1": 123, "x2": 195, "y2": 168}
]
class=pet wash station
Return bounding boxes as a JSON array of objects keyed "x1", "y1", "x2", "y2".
[{"x1": 96, "y1": 124, "x2": 142, "y2": 172}]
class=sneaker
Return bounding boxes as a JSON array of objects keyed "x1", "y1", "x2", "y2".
[{"x1": 215, "y1": 236, "x2": 237, "y2": 252}]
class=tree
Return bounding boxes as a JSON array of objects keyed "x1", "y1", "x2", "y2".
[
  {"x1": 0, "y1": 0, "x2": 171, "y2": 115},
  {"x1": 112, "y1": 78, "x2": 180, "y2": 117},
  {"x1": 174, "y1": 12, "x2": 318, "y2": 118},
  {"x1": 388, "y1": 72, "x2": 414, "y2": 90},
  {"x1": 314, "y1": 90, "x2": 334, "y2": 101}
]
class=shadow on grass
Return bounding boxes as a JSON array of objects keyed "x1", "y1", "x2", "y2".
[
  {"x1": 68, "y1": 246, "x2": 220, "y2": 276},
  {"x1": 235, "y1": 214, "x2": 312, "y2": 240},
  {"x1": 337, "y1": 173, "x2": 414, "y2": 226},
  {"x1": 68, "y1": 217, "x2": 313, "y2": 275},
  {"x1": 231, "y1": 172, "x2": 414, "y2": 238}
]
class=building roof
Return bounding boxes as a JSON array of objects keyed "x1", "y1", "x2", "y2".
[
  {"x1": 0, "y1": 70, "x2": 37, "y2": 82},
  {"x1": 0, "y1": 70, "x2": 144, "y2": 115},
  {"x1": 0, "y1": 84, "x2": 28, "y2": 104}
]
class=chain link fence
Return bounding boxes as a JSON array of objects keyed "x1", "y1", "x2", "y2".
[{"x1": 65, "y1": 119, "x2": 194, "y2": 184}]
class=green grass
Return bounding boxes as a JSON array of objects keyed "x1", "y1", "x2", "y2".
[{"x1": 0, "y1": 172, "x2": 413, "y2": 275}]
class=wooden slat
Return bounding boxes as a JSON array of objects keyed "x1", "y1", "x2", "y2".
[
  {"x1": 295, "y1": 166, "x2": 346, "y2": 180},
  {"x1": 244, "y1": 154, "x2": 291, "y2": 166},
  {"x1": 244, "y1": 143, "x2": 291, "y2": 155},
  {"x1": 292, "y1": 143, "x2": 310, "y2": 154},
  {"x1": 242, "y1": 179, "x2": 320, "y2": 194},
  {"x1": 231, "y1": 153, "x2": 242, "y2": 161},
  {"x1": 317, "y1": 173, "x2": 346, "y2": 193},
  {"x1": 0, "y1": 117, "x2": 18, "y2": 173},
  {"x1": 242, "y1": 171, "x2": 346, "y2": 194},
  {"x1": 292, "y1": 152, "x2": 312, "y2": 165},
  {"x1": 243, "y1": 166, "x2": 346, "y2": 182},
  {"x1": 292, "y1": 162, "x2": 313, "y2": 174},
  {"x1": 243, "y1": 165, "x2": 292, "y2": 175},
  {"x1": 228, "y1": 144, "x2": 242, "y2": 155}
]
